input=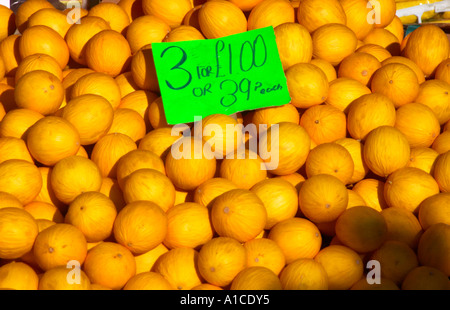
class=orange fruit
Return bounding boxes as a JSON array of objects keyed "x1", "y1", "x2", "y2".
[
  {"x1": 414, "y1": 79, "x2": 450, "y2": 125},
  {"x1": 62, "y1": 94, "x2": 114, "y2": 146},
  {"x1": 83, "y1": 241, "x2": 136, "y2": 290},
  {"x1": 115, "y1": 72, "x2": 140, "y2": 99},
  {"x1": 279, "y1": 258, "x2": 328, "y2": 290},
  {"x1": 347, "y1": 189, "x2": 367, "y2": 208},
  {"x1": 65, "y1": 191, "x2": 117, "y2": 243},
  {"x1": 134, "y1": 243, "x2": 168, "y2": 274},
  {"x1": 285, "y1": 62, "x2": 329, "y2": 109},
  {"x1": 197, "y1": 236, "x2": 247, "y2": 287},
  {"x1": 182, "y1": 4, "x2": 202, "y2": 30},
  {"x1": 115, "y1": 149, "x2": 165, "y2": 190},
  {"x1": 247, "y1": 0, "x2": 295, "y2": 31},
  {"x1": 435, "y1": 58, "x2": 450, "y2": 84},
  {"x1": 274, "y1": 172, "x2": 305, "y2": 193},
  {"x1": 152, "y1": 247, "x2": 203, "y2": 290},
  {"x1": 50, "y1": 155, "x2": 102, "y2": 205},
  {"x1": 19, "y1": 25, "x2": 69, "y2": 70},
  {"x1": 250, "y1": 178, "x2": 298, "y2": 229},
  {"x1": 309, "y1": 58, "x2": 337, "y2": 82},
  {"x1": 335, "y1": 206, "x2": 388, "y2": 253},
  {"x1": 356, "y1": 43, "x2": 392, "y2": 62},
  {"x1": 312, "y1": 23, "x2": 357, "y2": 66},
  {"x1": 163, "y1": 202, "x2": 213, "y2": 249},
  {"x1": 34, "y1": 167, "x2": 65, "y2": 211},
  {"x1": 363, "y1": 28, "x2": 400, "y2": 56},
  {"x1": 259, "y1": 122, "x2": 311, "y2": 175},
  {"x1": 193, "y1": 177, "x2": 238, "y2": 208},
  {"x1": 432, "y1": 131, "x2": 450, "y2": 154},
  {"x1": 395, "y1": 103, "x2": 440, "y2": 149},
  {"x1": 402, "y1": 24, "x2": 450, "y2": 77},
  {"x1": 305, "y1": 143, "x2": 354, "y2": 185},
  {"x1": 334, "y1": 138, "x2": 370, "y2": 184},
  {"x1": 0, "y1": 261, "x2": 39, "y2": 290},
  {"x1": 230, "y1": 266, "x2": 282, "y2": 290},
  {"x1": 147, "y1": 96, "x2": 170, "y2": 130},
  {"x1": 99, "y1": 177, "x2": 126, "y2": 212},
  {"x1": 350, "y1": 277, "x2": 399, "y2": 290},
  {"x1": 87, "y1": 2, "x2": 130, "y2": 35},
  {"x1": 401, "y1": 266, "x2": 450, "y2": 290},
  {"x1": 15, "y1": 53, "x2": 63, "y2": 84},
  {"x1": 299, "y1": 174, "x2": 348, "y2": 224},
  {"x1": 370, "y1": 63, "x2": 420, "y2": 108},
  {"x1": 23, "y1": 201, "x2": 63, "y2": 223},
  {"x1": 191, "y1": 283, "x2": 223, "y2": 290},
  {"x1": 243, "y1": 238, "x2": 286, "y2": 276},
  {"x1": 15, "y1": 0, "x2": 55, "y2": 33},
  {"x1": 370, "y1": 240, "x2": 419, "y2": 285},
  {"x1": 300, "y1": 104, "x2": 347, "y2": 146},
  {"x1": 346, "y1": 93, "x2": 396, "y2": 141},
  {"x1": 339, "y1": 0, "x2": 375, "y2": 40},
  {"x1": 70, "y1": 72, "x2": 122, "y2": 110},
  {"x1": 383, "y1": 167, "x2": 440, "y2": 213},
  {"x1": 0, "y1": 5, "x2": 15, "y2": 41},
  {"x1": 352, "y1": 178, "x2": 388, "y2": 212},
  {"x1": 126, "y1": 15, "x2": 170, "y2": 54},
  {"x1": 113, "y1": 200, "x2": 167, "y2": 255},
  {"x1": 62, "y1": 68, "x2": 96, "y2": 102},
  {"x1": 297, "y1": 0, "x2": 346, "y2": 33},
  {"x1": 163, "y1": 25, "x2": 205, "y2": 42},
  {"x1": 0, "y1": 34, "x2": 21, "y2": 77},
  {"x1": 406, "y1": 147, "x2": 439, "y2": 175},
  {"x1": 130, "y1": 45, "x2": 159, "y2": 93},
  {"x1": 337, "y1": 52, "x2": 381, "y2": 86},
  {"x1": 84, "y1": 30, "x2": 131, "y2": 77},
  {"x1": 325, "y1": 77, "x2": 371, "y2": 113},
  {"x1": 417, "y1": 223, "x2": 450, "y2": 276},
  {"x1": 381, "y1": 55, "x2": 426, "y2": 84},
  {"x1": 418, "y1": 193, "x2": 450, "y2": 230},
  {"x1": 142, "y1": 0, "x2": 192, "y2": 28},
  {"x1": 118, "y1": 90, "x2": 159, "y2": 130},
  {"x1": 107, "y1": 108, "x2": 146, "y2": 143},
  {"x1": 268, "y1": 217, "x2": 322, "y2": 264},
  {"x1": 27, "y1": 8, "x2": 71, "y2": 38},
  {"x1": 0, "y1": 136, "x2": 33, "y2": 164},
  {"x1": 117, "y1": 0, "x2": 145, "y2": 21},
  {"x1": 211, "y1": 189, "x2": 267, "y2": 242},
  {"x1": 65, "y1": 16, "x2": 111, "y2": 66},
  {"x1": 90, "y1": 132, "x2": 137, "y2": 179},
  {"x1": 122, "y1": 168, "x2": 175, "y2": 211},
  {"x1": 0, "y1": 191, "x2": 23, "y2": 210},
  {"x1": 0, "y1": 83, "x2": 15, "y2": 114},
  {"x1": 33, "y1": 223, "x2": 87, "y2": 271},
  {"x1": 38, "y1": 265, "x2": 91, "y2": 290},
  {"x1": 198, "y1": 0, "x2": 247, "y2": 39},
  {"x1": 0, "y1": 159, "x2": 42, "y2": 206},
  {"x1": 138, "y1": 127, "x2": 183, "y2": 160},
  {"x1": 372, "y1": 0, "x2": 396, "y2": 28},
  {"x1": 123, "y1": 272, "x2": 174, "y2": 290},
  {"x1": 314, "y1": 245, "x2": 364, "y2": 290},
  {"x1": 14, "y1": 70, "x2": 63, "y2": 116},
  {"x1": 273, "y1": 22, "x2": 312, "y2": 70},
  {"x1": 165, "y1": 136, "x2": 217, "y2": 191},
  {"x1": 432, "y1": 150, "x2": 450, "y2": 192},
  {"x1": 200, "y1": 113, "x2": 243, "y2": 158},
  {"x1": 0, "y1": 207, "x2": 38, "y2": 259},
  {"x1": 363, "y1": 126, "x2": 411, "y2": 178},
  {"x1": 228, "y1": 0, "x2": 263, "y2": 11}
]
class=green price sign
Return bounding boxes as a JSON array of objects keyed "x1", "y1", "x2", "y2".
[{"x1": 152, "y1": 26, "x2": 291, "y2": 125}]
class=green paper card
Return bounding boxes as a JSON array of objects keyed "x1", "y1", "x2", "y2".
[{"x1": 152, "y1": 26, "x2": 291, "y2": 125}]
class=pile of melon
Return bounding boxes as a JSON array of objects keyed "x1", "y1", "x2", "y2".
[{"x1": 0, "y1": 0, "x2": 449, "y2": 291}]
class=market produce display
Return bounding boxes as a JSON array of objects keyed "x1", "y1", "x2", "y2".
[{"x1": 0, "y1": 0, "x2": 449, "y2": 291}]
